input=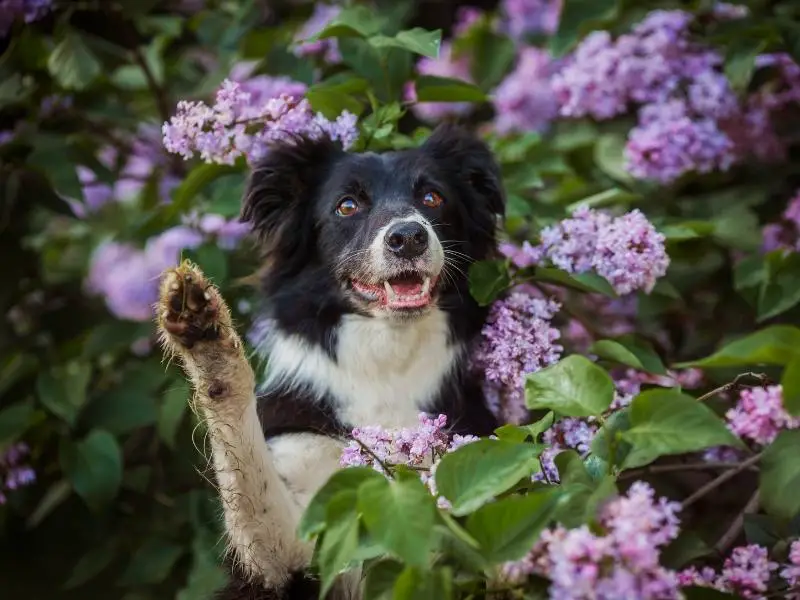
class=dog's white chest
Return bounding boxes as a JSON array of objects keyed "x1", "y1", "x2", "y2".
[{"x1": 262, "y1": 309, "x2": 460, "y2": 429}]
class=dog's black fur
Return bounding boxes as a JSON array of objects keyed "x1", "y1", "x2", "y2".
[{"x1": 217, "y1": 123, "x2": 506, "y2": 599}]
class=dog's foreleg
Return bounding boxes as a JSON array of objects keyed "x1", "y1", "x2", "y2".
[{"x1": 155, "y1": 260, "x2": 311, "y2": 588}]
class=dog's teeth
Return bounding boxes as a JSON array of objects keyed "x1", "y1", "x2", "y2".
[
  {"x1": 383, "y1": 281, "x2": 397, "y2": 301},
  {"x1": 422, "y1": 277, "x2": 431, "y2": 296}
]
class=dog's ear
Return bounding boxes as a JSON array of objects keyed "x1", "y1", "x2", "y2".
[
  {"x1": 421, "y1": 122, "x2": 505, "y2": 217},
  {"x1": 241, "y1": 134, "x2": 343, "y2": 276}
]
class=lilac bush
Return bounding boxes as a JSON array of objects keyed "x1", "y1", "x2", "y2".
[{"x1": 6, "y1": 0, "x2": 800, "y2": 598}]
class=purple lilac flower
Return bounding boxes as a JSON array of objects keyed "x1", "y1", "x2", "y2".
[
  {"x1": 539, "y1": 207, "x2": 670, "y2": 295},
  {"x1": 725, "y1": 385, "x2": 800, "y2": 446},
  {"x1": 625, "y1": 99, "x2": 737, "y2": 184},
  {"x1": 163, "y1": 78, "x2": 357, "y2": 165},
  {"x1": 562, "y1": 295, "x2": 638, "y2": 354},
  {"x1": 502, "y1": 482, "x2": 683, "y2": 599},
  {"x1": 592, "y1": 209, "x2": 670, "y2": 295},
  {"x1": 1, "y1": 442, "x2": 36, "y2": 504},
  {"x1": 472, "y1": 291, "x2": 563, "y2": 424},
  {"x1": 407, "y1": 42, "x2": 475, "y2": 123},
  {"x1": 86, "y1": 226, "x2": 204, "y2": 322},
  {"x1": 0, "y1": 0, "x2": 53, "y2": 37},
  {"x1": 716, "y1": 545, "x2": 778, "y2": 598},
  {"x1": 781, "y1": 541, "x2": 800, "y2": 598},
  {"x1": 712, "y1": 2, "x2": 749, "y2": 19},
  {"x1": 293, "y1": 3, "x2": 341, "y2": 64},
  {"x1": 40, "y1": 94, "x2": 73, "y2": 117},
  {"x1": 452, "y1": 5, "x2": 483, "y2": 36},
  {"x1": 762, "y1": 191, "x2": 800, "y2": 253},
  {"x1": 543, "y1": 417, "x2": 597, "y2": 456},
  {"x1": 499, "y1": 0, "x2": 562, "y2": 40},
  {"x1": 492, "y1": 47, "x2": 558, "y2": 135},
  {"x1": 498, "y1": 240, "x2": 544, "y2": 268}
]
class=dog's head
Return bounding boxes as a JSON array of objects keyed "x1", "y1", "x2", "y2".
[{"x1": 241, "y1": 123, "x2": 505, "y2": 319}]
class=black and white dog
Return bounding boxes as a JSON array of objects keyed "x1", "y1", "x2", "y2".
[{"x1": 156, "y1": 123, "x2": 506, "y2": 599}]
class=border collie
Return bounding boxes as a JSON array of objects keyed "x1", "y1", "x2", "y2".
[{"x1": 156, "y1": 123, "x2": 506, "y2": 599}]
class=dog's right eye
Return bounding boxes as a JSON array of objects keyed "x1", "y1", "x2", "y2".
[{"x1": 335, "y1": 197, "x2": 359, "y2": 217}]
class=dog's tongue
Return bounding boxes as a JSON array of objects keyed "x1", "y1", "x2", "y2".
[{"x1": 389, "y1": 276, "x2": 423, "y2": 295}]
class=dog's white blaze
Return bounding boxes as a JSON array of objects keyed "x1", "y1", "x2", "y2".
[
  {"x1": 261, "y1": 308, "x2": 460, "y2": 428},
  {"x1": 368, "y1": 212, "x2": 445, "y2": 276}
]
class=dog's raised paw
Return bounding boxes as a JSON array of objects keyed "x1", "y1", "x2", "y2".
[{"x1": 157, "y1": 260, "x2": 228, "y2": 350}]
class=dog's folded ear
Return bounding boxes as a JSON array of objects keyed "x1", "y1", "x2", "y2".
[
  {"x1": 421, "y1": 122, "x2": 506, "y2": 217},
  {"x1": 241, "y1": 134, "x2": 344, "y2": 275}
]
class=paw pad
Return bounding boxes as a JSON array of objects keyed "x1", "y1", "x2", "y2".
[{"x1": 158, "y1": 261, "x2": 222, "y2": 349}]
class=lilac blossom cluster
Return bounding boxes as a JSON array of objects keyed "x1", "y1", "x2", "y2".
[
  {"x1": 679, "y1": 544, "x2": 780, "y2": 599},
  {"x1": 293, "y1": 3, "x2": 341, "y2": 64},
  {"x1": 162, "y1": 77, "x2": 358, "y2": 165},
  {"x1": 724, "y1": 384, "x2": 800, "y2": 447},
  {"x1": 339, "y1": 413, "x2": 480, "y2": 508},
  {"x1": 0, "y1": 0, "x2": 52, "y2": 37},
  {"x1": 503, "y1": 482, "x2": 683, "y2": 599},
  {"x1": 67, "y1": 124, "x2": 180, "y2": 218},
  {"x1": 492, "y1": 47, "x2": 559, "y2": 135},
  {"x1": 1, "y1": 442, "x2": 36, "y2": 504},
  {"x1": 763, "y1": 190, "x2": 800, "y2": 253},
  {"x1": 499, "y1": 0, "x2": 562, "y2": 41},
  {"x1": 539, "y1": 207, "x2": 670, "y2": 295},
  {"x1": 86, "y1": 220, "x2": 247, "y2": 323},
  {"x1": 552, "y1": 9, "x2": 797, "y2": 183},
  {"x1": 472, "y1": 290, "x2": 563, "y2": 424}
]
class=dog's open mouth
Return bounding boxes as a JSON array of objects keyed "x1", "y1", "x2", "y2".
[{"x1": 351, "y1": 272, "x2": 437, "y2": 309}]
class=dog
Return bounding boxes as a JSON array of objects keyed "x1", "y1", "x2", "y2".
[{"x1": 156, "y1": 123, "x2": 506, "y2": 599}]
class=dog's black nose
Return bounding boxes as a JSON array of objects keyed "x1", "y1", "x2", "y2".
[{"x1": 385, "y1": 222, "x2": 428, "y2": 259}]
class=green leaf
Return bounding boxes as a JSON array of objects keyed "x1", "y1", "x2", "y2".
[
  {"x1": 526, "y1": 355, "x2": 615, "y2": 417},
  {"x1": 414, "y1": 75, "x2": 488, "y2": 103},
  {"x1": 64, "y1": 541, "x2": 117, "y2": 589},
  {"x1": 60, "y1": 429, "x2": 123, "y2": 510},
  {"x1": 620, "y1": 389, "x2": 743, "y2": 469},
  {"x1": 553, "y1": 451, "x2": 617, "y2": 527},
  {"x1": 36, "y1": 363, "x2": 91, "y2": 427},
  {"x1": 363, "y1": 560, "x2": 405, "y2": 600},
  {"x1": 712, "y1": 205, "x2": 762, "y2": 252},
  {"x1": 531, "y1": 267, "x2": 617, "y2": 297},
  {"x1": 119, "y1": 539, "x2": 185, "y2": 585},
  {"x1": 465, "y1": 489, "x2": 562, "y2": 562},
  {"x1": 27, "y1": 479, "x2": 72, "y2": 528},
  {"x1": 165, "y1": 163, "x2": 241, "y2": 219},
  {"x1": 468, "y1": 259, "x2": 511, "y2": 306},
  {"x1": 465, "y1": 28, "x2": 516, "y2": 90},
  {"x1": 661, "y1": 531, "x2": 713, "y2": 570},
  {"x1": 26, "y1": 134, "x2": 85, "y2": 201},
  {"x1": 494, "y1": 412, "x2": 555, "y2": 443},
  {"x1": 743, "y1": 514, "x2": 784, "y2": 548},
  {"x1": 393, "y1": 566, "x2": 453, "y2": 600},
  {"x1": 760, "y1": 429, "x2": 800, "y2": 519},
  {"x1": 725, "y1": 37, "x2": 767, "y2": 91},
  {"x1": 589, "y1": 336, "x2": 667, "y2": 375},
  {"x1": 566, "y1": 187, "x2": 640, "y2": 213},
  {"x1": 434, "y1": 439, "x2": 542, "y2": 516},
  {"x1": 0, "y1": 401, "x2": 35, "y2": 448},
  {"x1": 189, "y1": 244, "x2": 228, "y2": 285},
  {"x1": 369, "y1": 28, "x2": 441, "y2": 58},
  {"x1": 550, "y1": 0, "x2": 619, "y2": 57},
  {"x1": 682, "y1": 587, "x2": 741, "y2": 599},
  {"x1": 48, "y1": 30, "x2": 102, "y2": 90},
  {"x1": 757, "y1": 251, "x2": 800, "y2": 321},
  {"x1": 306, "y1": 87, "x2": 364, "y2": 120},
  {"x1": 358, "y1": 474, "x2": 436, "y2": 566},
  {"x1": 310, "y1": 5, "x2": 384, "y2": 40},
  {"x1": 590, "y1": 408, "x2": 632, "y2": 468},
  {"x1": 734, "y1": 254, "x2": 765, "y2": 292},
  {"x1": 782, "y1": 352, "x2": 800, "y2": 417},
  {"x1": 158, "y1": 381, "x2": 188, "y2": 448},
  {"x1": 299, "y1": 467, "x2": 385, "y2": 540},
  {"x1": 317, "y1": 492, "x2": 361, "y2": 596},
  {"x1": 594, "y1": 133, "x2": 634, "y2": 185},
  {"x1": 674, "y1": 325, "x2": 800, "y2": 369}
]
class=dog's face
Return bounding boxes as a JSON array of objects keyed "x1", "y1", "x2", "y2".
[{"x1": 241, "y1": 123, "x2": 505, "y2": 319}]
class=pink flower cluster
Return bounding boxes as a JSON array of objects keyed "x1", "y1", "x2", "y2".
[
  {"x1": 763, "y1": 191, "x2": 800, "y2": 253},
  {"x1": 162, "y1": 77, "x2": 358, "y2": 165},
  {"x1": 499, "y1": 0, "x2": 562, "y2": 40},
  {"x1": 540, "y1": 207, "x2": 670, "y2": 295},
  {"x1": 293, "y1": 3, "x2": 341, "y2": 64},
  {"x1": 552, "y1": 9, "x2": 796, "y2": 183},
  {"x1": 1, "y1": 442, "x2": 36, "y2": 504},
  {"x1": 492, "y1": 47, "x2": 559, "y2": 135},
  {"x1": 503, "y1": 482, "x2": 683, "y2": 599},
  {"x1": 679, "y1": 544, "x2": 779, "y2": 599},
  {"x1": 725, "y1": 384, "x2": 800, "y2": 447}
]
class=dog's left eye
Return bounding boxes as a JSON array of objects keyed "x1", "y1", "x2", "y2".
[
  {"x1": 336, "y1": 197, "x2": 359, "y2": 217},
  {"x1": 422, "y1": 191, "x2": 444, "y2": 208}
]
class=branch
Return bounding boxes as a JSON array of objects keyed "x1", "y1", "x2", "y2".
[
  {"x1": 681, "y1": 451, "x2": 763, "y2": 510},
  {"x1": 132, "y1": 47, "x2": 171, "y2": 124},
  {"x1": 714, "y1": 490, "x2": 760, "y2": 555},
  {"x1": 353, "y1": 437, "x2": 393, "y2": 478},
  {"x1": 696, "y1": 372, "x2": 770, "y2": 403},
  {"x1": 619, "y1": 461, "x2": 757, "y2": 481}
]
